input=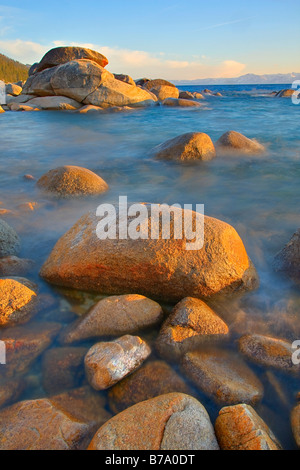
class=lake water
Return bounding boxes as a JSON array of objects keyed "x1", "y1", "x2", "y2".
[{"x1": 0, "y1": 84, "x2": 299, "y2": 449}]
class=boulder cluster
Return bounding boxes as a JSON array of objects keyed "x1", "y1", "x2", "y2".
[{"x1": 3, "y1": 46, "x2": 215, "y2": 112}]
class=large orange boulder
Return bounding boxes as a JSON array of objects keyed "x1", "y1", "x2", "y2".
[
  {"x1": 88, "y1": 393, "x2": 219, "y2": 450},
  {"x1": 216, "y1": 131, "x2": 265, "y2": 155},
  {"x1": 40, "y1": 204, "x2": 259, "y2": 303},
  {"x1": 143, "y1": 79, "x2": 179, "y2": 101}
]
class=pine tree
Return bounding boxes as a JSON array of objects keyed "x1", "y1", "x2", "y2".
[{"x1": 0, "y1": 53, "x2": 29, "y2": 83}]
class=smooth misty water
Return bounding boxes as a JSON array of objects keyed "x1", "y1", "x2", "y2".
[{"x1": 0, "y1": 84, "x2": 299, "y2": 449}]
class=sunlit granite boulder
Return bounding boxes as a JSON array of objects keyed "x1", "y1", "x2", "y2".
[
  {"x1": 216, "y1": 130, "x2": 265, "y2": 154},
  {"x1": 275, "y1": 89, "x2": 296, "y2": 98},
  {"x1": 0, "y1": 278, "x2": 38, "y2": 327},
  {"x1": 114, "y1": 73, "x2": 136, "y2": 86},
  {"x1": 143, "y1": 78, "x2": 179, "y2": 101},
  {"x1": 22, "y1": 51, "x2": 157, "y2": 109},
  {"x1": 178, "y1": 90, "x2": 195, "y2": 100},
  {"x1": 84, "y1": 335, "x2": 151, "y2": 390},
  {"x1": 156, "y1": 297, "x2": 229, "y2": 360},
  {"x1": 40, "y1": 204, "x2": 259, "y2": 302},
  {"x1": 153, "y1": 132, "x2": 216, "y2": 161},
  {"x1": 37, "y1": 165, "x2": 109, "y2": 197},
  {"x1": 34, "y1": 46, "x2": 109, "y2": 73},
  {"x1": 26, "y1": 96, "x2": 82, "y2": 110},
  {"x1": 215, "y1": 404, "x2": 281, "y2": 450},
  {"x1": 88, "y1": 393, "x2": 219, "y2": 450},
  {"x1": 6, "y1": 83, "x2": 22, "y2": 96},
  {"x1": 59, "y1": 294, "x2": 163, "y2": 344}
]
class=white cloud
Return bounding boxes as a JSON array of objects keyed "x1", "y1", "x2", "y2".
[{"x1": 0, "y1": 38, "x2": 246, "y2": 79}]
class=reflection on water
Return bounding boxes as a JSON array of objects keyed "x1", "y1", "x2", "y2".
[{"x1": 0, "y1": 85, "x2": 299, "y2": 449}]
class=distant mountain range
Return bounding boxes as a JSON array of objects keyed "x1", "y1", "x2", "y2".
[
  {"x1": 173, "y1": 73, "x2": 300, "y2": 86},
  {"x1": 0, "y1": 53, "x2": 29, "y2": 83}
]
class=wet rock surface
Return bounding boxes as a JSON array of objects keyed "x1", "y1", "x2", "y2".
[
  {"x1": 156, "y1": 297, "x2": 229, "y2": 359},
  {"x1": 215, "y1": 404, "x2": 281, "y2": 450},
  {"x1": 108, "y1": 360, "x2": 191, "y2": 413},
  {"x1": 60, "y1": 294, "x2": 163, "y2": 344},
  {"x1": 181, "y1": 348, "x2": 264, "y2": 405},
  {"x1": 88, "y1": 393, "x2": 219, "y2": 450},
  {"x1": 84, "y1": 335, "x2": 151, "y2": 390}
]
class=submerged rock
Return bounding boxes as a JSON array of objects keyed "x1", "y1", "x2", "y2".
[
  {"x1": 156, "y1": 297, "x2": 229, "y2": 360},
  {"x1": 216, "y1": 131, "x2": 265, "y2": 155},
  {"x1": 291, "y1": 402, "x2": 300, "y2": 448},
  {"x1": 35, "y1": 46, "x2": 109, "y2": 73},
  {"x1": 42, "y1": 346, "x2": 88, "y2": 394},
  {"x1": 215, "y1": 404, "x2": 281, "y2": 450},
  {"x1": 153, "y1": 132, "x2": 216, "y2": 162},
  {"x1": 37, "y1": 165, "x2": 109, "y2": 197},
  {"x1": 0, "y1": 256, "x2": 34, "y2": 277},
  {"x1": 192, "y1": 91, "x2": 205, "y2": 99},
  {"x1": 0, "y1": 322, "x2": 61, "y2": 378},
  {"x1": 76, "y1": 105, "x2": 104, "y2": 114},
  {"x1": 88, "y1": 392, "x2": 219, "y2": 450},
  {"x1": 162, "y1": 98, "x2": 202, "y2": 107},
  {"x1": 239, "y1": 334, "x2": 299, "y2": 374},
  {"x1": 84, "y1": 335, "x2": 151, "y2": 390},
  {"x1": 274, "y1": 229, "x2": 300, "y2": 283},
  {"x1": 0, "y1": 377, "x2": 25, "y2": 409},
  {"x1": 0, "y1": 219, "x2": 20, "y2": 257},
  {"x1": 0, "y1": 278, "x2": 38, "y2": 327},
  {"x1": 143, "y1": 79, "x2": 179, "y2": 101},
  {"x1": 181, "y1": 349, "x2": 263, "y2": 405},
  {"x1": 40, "y1": 204, "x2": 258, "y2": 302},
  {"x1": 0, "y1": 398, "x2": 93, "y2": 450},
  {"x1": 108, "y1": 360, "x2": 191, "y2": 413},
  {"x1": 60, "y1": 294, "x2": 163, "y2": 344},
  {"x1": 276, "y1": 89, "x2": 296, "y2": 98}
]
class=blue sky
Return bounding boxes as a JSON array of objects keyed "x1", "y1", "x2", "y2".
[{"x1": 0, "y1": 0, "x2": 299, "y2": 79}]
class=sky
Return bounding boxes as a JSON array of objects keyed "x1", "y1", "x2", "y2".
[{"x1": 0, "y1": 0, "x2": 299, "y2": 80}]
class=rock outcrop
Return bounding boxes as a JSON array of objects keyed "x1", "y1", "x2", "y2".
[{"x1": 162, "y1": 98, "x2": 201, "y2": 107}]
